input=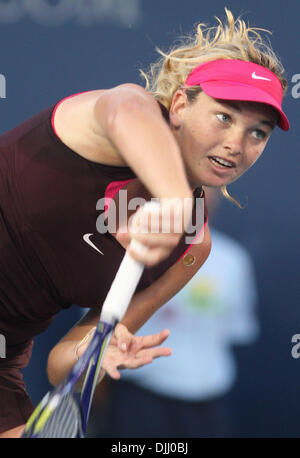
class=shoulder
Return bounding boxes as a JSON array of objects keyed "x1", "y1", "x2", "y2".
[
  {"x1": 93, "y1": 83, "x2": 161, "y2": 117},
  {"x1": 102, "y1": 83, "x2": 154, "y2": 99},
  {"x1": 104, "y1": 83, "x2": 151, "y2": 97},
  {"x1": 53, "y1": 83, "x2": 160, "y2": 135},
  {"x1": 51, "y1": 85, "x2": 160, "y2": 165}
]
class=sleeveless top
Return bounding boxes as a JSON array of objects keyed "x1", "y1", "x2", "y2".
[{"x1": 0, "y1": 97, "x2": 207, "y2": 342}]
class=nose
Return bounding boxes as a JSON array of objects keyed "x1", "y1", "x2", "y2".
[{"x1": 223, "y1": 128, "x2": 245, "y2": 156}]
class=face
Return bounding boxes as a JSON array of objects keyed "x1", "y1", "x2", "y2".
[{"x1": 169, "y1": 90, "x2": 278, "y2": 188}]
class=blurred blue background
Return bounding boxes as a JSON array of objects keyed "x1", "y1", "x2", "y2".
[{"x1": 0, "y1": 0, "x2": 298, "y2": 437}]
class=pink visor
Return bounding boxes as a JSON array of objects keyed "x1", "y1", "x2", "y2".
[{"x1": 185, "y1": 59, "x2": 289, "y2": 131}]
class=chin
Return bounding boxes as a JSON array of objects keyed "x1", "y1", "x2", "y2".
[
  {"x1": 188, "y1": 166, "x2": 240, "y2": 188},
  {"x1": 192, "y1": 176, "x2": 229, "y2": 189}
]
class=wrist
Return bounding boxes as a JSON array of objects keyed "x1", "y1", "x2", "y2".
[{"x1": 74, "y1": 327, "x2": 97, "y2": 361}]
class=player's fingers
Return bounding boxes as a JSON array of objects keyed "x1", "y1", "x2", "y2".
[
  {"x1": 128, "y1": 245, "x2": 172, "y2": 267},
  {"x1": 117, "y1": 231, "x2": 173, "y2": 267},
  {"x1": 105, "y1": 365, "x2": 121, "y2": 380},
  {"x1": 113, "y1": 323, "x2": 133, "y2": 352},
  {"x1": 129, "y1": 200, "x2": 190, "y2": 235},
  {"x1": 124, "y1": 346, "x2": 171, "y2": 368},
  {"x1": 117, "y1": 225, "x2": 179, "y2": 248},
  {"x1": 125, "y1": 346, "x2": 172, "y2": 370},
  {"x1": 137, "y1": 346, "x2": 172, "y2": 361},
  {"x1": 127, "y1": 330, "x2": 170, "y2": 356},
  {"x1": 123, "y1": 355, "x2": 153, "y2": 369},
  {"x1": 135, "y1": 329, "x2": 171, "y2": 351},
  {"x1": 128, "y1": 231, "x2": 180, "y2": 248},
  {"x1": 115, "y1": 229, "x2": 130, "y2": 249}
]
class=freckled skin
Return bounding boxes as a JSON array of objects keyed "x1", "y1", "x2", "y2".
[{"x1": 169, "y1": 91, "x2": 278, "y2": 189}]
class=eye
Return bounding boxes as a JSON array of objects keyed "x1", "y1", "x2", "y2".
[
  {"x1": 252, "y1": 129, "x2": 267, "y2": 140},
  {"x1": 216, "y1": 113, "x2": 231, "y2": 123}
]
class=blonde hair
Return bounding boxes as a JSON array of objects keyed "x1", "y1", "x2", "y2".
[{"x1": 140, "y1": 8, "x2": 288, "y2": 208}]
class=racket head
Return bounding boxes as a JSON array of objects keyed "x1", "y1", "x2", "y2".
[
  {"x1": 23, "y1": 392, "x2": 83, "y2": 438},
  {"x1": 22, "y1": 321, "x2": 113, "y2": 438}
]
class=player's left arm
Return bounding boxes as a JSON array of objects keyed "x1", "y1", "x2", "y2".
[
  {"x1": 103, "y1": 222, "x2": 211, "y2": 379},
  {"x1": 47, "y1": 224, "x2": 211, "y2": 385},
  {"x1": 121, "y1": 222, "x2": 211, "y2": 334}
]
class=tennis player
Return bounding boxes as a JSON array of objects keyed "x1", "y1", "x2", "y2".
[{"x1": 0, "y1": 9, "x2": 289, "y2": 437}]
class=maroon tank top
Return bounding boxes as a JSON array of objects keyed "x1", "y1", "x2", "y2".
[{"x1": 0, "y1": 98, "x2": 207, "y2": 343}]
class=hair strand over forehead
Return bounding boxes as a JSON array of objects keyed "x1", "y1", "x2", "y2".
[{"x1": 140, "y1": 8, "x2": 288, "y2": 111}]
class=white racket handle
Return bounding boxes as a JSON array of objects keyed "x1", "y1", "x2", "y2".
[{"x1": 100, "y1": 201, "x2": 159, "y2": 324}]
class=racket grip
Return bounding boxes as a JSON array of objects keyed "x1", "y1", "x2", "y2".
[{"x1": 100, "y1": 201, "x2": 160, "y2": 324}]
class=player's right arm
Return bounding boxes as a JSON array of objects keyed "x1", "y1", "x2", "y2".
[
  {"x1": 93, "y1": 84, "x2": 192, "y2": 202},
  {"x1": 54, "y1": 85, "x2": 192, "y2": 202},
  {"x1": 53, "y1": 86, "x2": 193, "y2": 265}
]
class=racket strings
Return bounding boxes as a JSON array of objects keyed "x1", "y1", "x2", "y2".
[
  {"x1": 37, "y1": 393, "x2": 82, "y2": 438},
  {"x1": 22, "y1": 320, "x2": 115, "y2": 438}
]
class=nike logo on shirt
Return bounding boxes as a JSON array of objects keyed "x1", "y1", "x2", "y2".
[
  {"x1": 83, "y1": 233, "x2": 104, "y2": 255},
  {"x1": 252, "y1": 72, "x2": 271, "y2": 81}
]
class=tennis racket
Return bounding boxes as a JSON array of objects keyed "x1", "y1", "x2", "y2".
[{"x1": 22, "y1": 203, "x2": 157, "y2": 438}]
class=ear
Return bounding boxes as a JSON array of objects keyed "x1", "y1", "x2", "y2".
[{"x1": 169, "y1": 89, "x2": 188, "y2": 129}]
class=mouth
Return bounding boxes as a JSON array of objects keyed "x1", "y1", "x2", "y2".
[{"x1": 208, "y1": 156, "x2": 236, "y2": 170}]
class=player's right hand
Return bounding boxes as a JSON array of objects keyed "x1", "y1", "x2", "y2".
[{"x1": 116, "y1": 197, "x2": 193, "y2": 266}]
